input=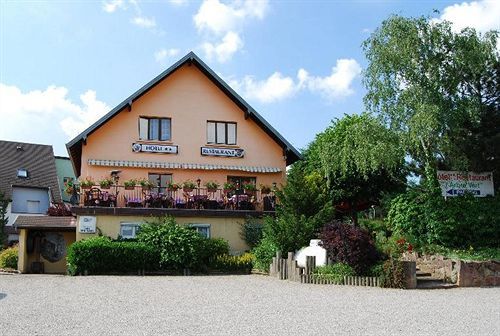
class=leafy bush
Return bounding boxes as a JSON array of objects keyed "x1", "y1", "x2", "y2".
[
  {"x1": 313, "y1": 263, "x2": 356, "y2": 282},
  {"x1": 210, "y1": 253, "x2": 253, "y2": 272},
  {"x1": 252, "y1": 236, "x2": 278, "y2": 272},
  {"x1": 199, "y1": 238, "x2": 230, "y2": 266},
  {"x1": 388, "y1": 190, "x2": 500, "y2": 248},
  {"x1": 240, "y1": 217, "x2": 263, "y2": 249},
  {"x1": 319, "y1": 220, "x2": 380, "y2": 274},
  {"x1": 47, "y1": 203, "x2": 72, "y2": 216},
  {"x1": 66, "y1": 236, "x2": 159, "y2": 275},
  {"x1": 137, "y1": 216, "x2": 205, "y2": 270},
  {"x1": 0, "y1": 245, "x2": 18, "y2": 269}
]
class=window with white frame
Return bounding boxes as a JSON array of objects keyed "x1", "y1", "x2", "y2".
[
  {"x1": 139, "y1": 117, "x2": 171, "y2": 141},
  {"x1": 189, "y1": 224, "x2": 210, "y2": 239},
  {"x1": 207, "y1": 121, "x2": 236, "y2": 145},
  {"x1": 120, "y1": 223, "x2": 141, "y2": 239}
]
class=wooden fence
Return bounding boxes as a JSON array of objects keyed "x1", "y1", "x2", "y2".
[{"x1": 269, "y1": 251, "x2": 381, "y2": 287}]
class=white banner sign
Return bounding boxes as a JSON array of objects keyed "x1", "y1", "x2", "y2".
[
  {"x1": 79, "y1": 216, "x2": 97, "y2": 234},
  {"x1": 132, "y1": 143, "x2": 178, "y2": 154},
  {"x1": 201, "y1": 147, "x2": 244, "y2": 158},
  {"x1": 437, "y1": 171, "x2": 494, "y2": 197}
]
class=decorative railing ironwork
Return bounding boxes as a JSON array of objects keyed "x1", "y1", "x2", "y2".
[{"x1": 79, "y1": 186, "x2": 276, "y2": 211}]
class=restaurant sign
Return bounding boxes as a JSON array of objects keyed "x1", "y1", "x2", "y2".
[
  {"x1": 201, "y1": 147, "x2": 244, "y2": 158},
  {"x1": 132, "y1": 143, "x2": 178, "y2": 154},
  {"x1": 437, "y1": 171, "x2": 494, "y2": 197}
]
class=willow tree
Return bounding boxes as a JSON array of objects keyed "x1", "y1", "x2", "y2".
[
  {"x1": 309, "y1": 113, "x2": 406, "y2": 225},
  {"x1": 363, "y1": 15, "x2": 499, "y2": 187}
]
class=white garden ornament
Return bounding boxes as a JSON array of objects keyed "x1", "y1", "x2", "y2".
[{"x1": 295, "y1": 239, "x2": 327, "y2": 267}]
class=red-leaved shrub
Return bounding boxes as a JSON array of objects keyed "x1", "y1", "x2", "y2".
[
  {"x1": 47, "y1": 203, "x2": 72, "y2": 216},
  {"x1": 319, "y1": 220, "x2": 380, "y2": 274}
]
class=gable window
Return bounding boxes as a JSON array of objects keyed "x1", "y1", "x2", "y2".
[
  {"x1": 120, "y1": 223, "x2": 141, "y2": 239},
  {"x1": 139, "y1": 117, "x2": 171, "y2": 141},
  {"x1": 207, "y1": 121, "x2": 236, "y2": 145}
]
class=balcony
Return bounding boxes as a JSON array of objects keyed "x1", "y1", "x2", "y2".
[{"x1": 72, "y1": 185, "x2": 276, "y2": 217}]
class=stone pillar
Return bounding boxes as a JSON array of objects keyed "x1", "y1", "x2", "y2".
[
  {"x1": 402, "y1": 260, "x2": 417, "y2": 289},
  {"x1": 17, "y1": 229, "x2": 29, "y2": 273}
]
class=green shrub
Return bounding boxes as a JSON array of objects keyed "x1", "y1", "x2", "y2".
[
  {"x1": 313, "y1": 263, "x2": 356, "y2": 283},
  {"x1": 66, "y1": 236, "x2": 159, "y2": 275},
  {"x1": 367, "y1": 262, "x2": 384, "y2": 277},
  {"x1": 210, "y1": 253, "x2": 253, "y2": 272},
  {"x1": 200, "y1": 238, "x2": 230, "y2": 266},
  {"x1": 240, "y1": 217, "x2": 263, "y2": 249},
  {"x1": 388, "y1": 191, "x2": 500, "y2": 248},
  {"x1": 0, "y1": 245, "x2": 18, "y2": 269},
  {"x1": 137, "y1": 216, "x2": 205, "y2": 270},
  {"x1": 252, "y1": 236, "x2": 278, "y2": 272}
]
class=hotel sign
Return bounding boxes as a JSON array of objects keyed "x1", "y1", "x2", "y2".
[
  {"x1": 437, "y1": 171, "x2": 494, "y2": 197},
  {"x1": 201, "y1": 147, "x2": 244, "y2": 158},
  {"x1": 132, "y1": 143, "x2": 178, "y2": 154},
  {"x1": 79, "y1": 216, "x2": 96, "y2": 234}
]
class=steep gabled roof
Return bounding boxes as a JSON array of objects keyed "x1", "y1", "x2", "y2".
[
  {"x1": 66, "y1": 51, "x2": 301, "y2": 176},
  {"x1": 0, "y1": 140, "x2": 62, "y2": 202}
]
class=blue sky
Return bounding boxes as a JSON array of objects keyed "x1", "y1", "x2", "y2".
[{"x1": 1, "y1": 0, "x2": 499, "y2": 157}]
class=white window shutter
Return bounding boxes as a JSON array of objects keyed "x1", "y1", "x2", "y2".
[
  {"x1": 207, "y1": 122, "x2": 216, "y2": 143},
  {"x1": 139, "y1": 118, "x2": 148, "y2": 140}
]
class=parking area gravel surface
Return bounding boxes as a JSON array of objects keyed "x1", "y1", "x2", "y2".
[{"x1": 1, "y1": 274, "x2": 499, "y2": 335}]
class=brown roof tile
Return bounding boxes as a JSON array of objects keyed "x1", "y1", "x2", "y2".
[
  {"x1": 13, "y1": 215, "x2": 76, "y2": 229},
  {"x1": 0, "y1": 140, "x2": 62, "y2": 202}
]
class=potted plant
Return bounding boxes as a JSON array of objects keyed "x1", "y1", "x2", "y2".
[
  {"x1": 99, "y1": 177, "x2": 114, "y2": 189},
  {"x1": 167, "y1": 182, "x2": 180, "y2": 191},
  {"x1": 64, "y1": 180, "x2": 74, "y2": 195},
  {"x1": 139, "y1": 178, "x2": 155, "y2": 190},
  {"x1": 243, "y1": 183, "x2": 257, "y2": 195},
  {"x1": 260, "y1": 184, "x2": 272, "y2": 194},
  {"x1": 223, "y1": 182, "x2": 235, "y2": 193},
  {"x1": 123, "y1": 179, "x2": 137, "y2": 190},
  {"x1": 79, "y1": 177, "x2": 95, "y2": 190},
  {"x1": 204, "y1": 181, "x2": 220, "y2": 192},
  {"x1": 182, "y1": 180, "x2": 197, "y2": 192}
]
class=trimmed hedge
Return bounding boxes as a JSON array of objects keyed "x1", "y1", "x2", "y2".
[{"x1": 66, "y1": 236, "x2": 159, "y2": 275}]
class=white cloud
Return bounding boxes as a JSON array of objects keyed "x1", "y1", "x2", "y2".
[
  {"x1": 131, "y1": 16, "x2": 156, "y2": 28},
  {"x1": 228, "y1": 59, "x2": 362, "y2": 104},
  {"x1": 300, "y1": 59, "x2": 362, "y2": 100},
  {"x1": 169, "y1": 0, "x2": 188, "y2": 5},
  {"x1": 202, "y1": 31, "x2": 243, "y2": 63},
  {"x1": 194, "y1": 0, "x2": 269, "y2": 35},
  {"x1": 232, "y1": 72, "x2": 297, "y2": 103},
  {"x1": 0, "y1": 84, "x2": 110, "y2": 146},
  {"x1": 154, "y1": 48, "x2": 180, "y2": 63},
  {"x1": 102, "y1": 0, "x2": 125, "y2": 13},
  {"x1": 435, "y1": 0, "x2": 500, "y2": 33}
]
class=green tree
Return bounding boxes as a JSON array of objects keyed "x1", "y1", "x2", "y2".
[
  {"x1": 363, "y1": 15, "x2": 499, "y2": 186},
  {"x1": 308, "y1": 113, "x2": 406, "y2": 225}
]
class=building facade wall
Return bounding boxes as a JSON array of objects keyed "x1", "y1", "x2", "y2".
[
  {"x1": 55, "y1": 157, "x2": 76, "y2": 203},
  {"x1": 76, "y1": 214, "x2": 252, "y2": 254},
  {"x1": 79, "y1": 64, "x2": 286, "y2": 187}
]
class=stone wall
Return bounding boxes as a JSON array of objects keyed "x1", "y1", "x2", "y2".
[
  {"x1": 417, "y1": 255, "x2": 458, "y2": 283},
  {"x1": 457, "y1": 260, "x2": 500, "y2": 287}
]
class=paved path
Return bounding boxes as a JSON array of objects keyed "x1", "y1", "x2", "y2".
[{"x1": 1, "y1": 274, "x2": 499, "y2": 335}]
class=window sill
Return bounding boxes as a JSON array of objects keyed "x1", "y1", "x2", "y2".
[
  {"x1": 136, "y1": 140, "x2": 174, "y2": 145},
  {"x1": 204, "y1": 143, "x2": 239, "y2": 148}
]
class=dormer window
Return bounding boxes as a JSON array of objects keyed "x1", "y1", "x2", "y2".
[{"x1": 17, "y1": 168, "x2": 28, "y2": 178}]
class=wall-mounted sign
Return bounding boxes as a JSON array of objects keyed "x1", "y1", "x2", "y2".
[
  {"x1": 201, "y1": 147, "x2": 244, "y2": 158},
  {"x1": 437, "y1": 171, "x2": 494, "y2": 197},
  {"x1": 132, "y1": 143, "x2": 178, "y2": 154},
  {"x1": 79, "y1": 216, "x2": 97, "y2": 234}
]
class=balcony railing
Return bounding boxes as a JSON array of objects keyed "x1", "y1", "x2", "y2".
[{"x1": 79, "y1": 185, "x2": 276, "y2": 212}]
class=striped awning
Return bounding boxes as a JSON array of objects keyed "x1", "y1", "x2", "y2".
[{"x1": 87, "y1": 159, "x2": 282, "y2": 173}]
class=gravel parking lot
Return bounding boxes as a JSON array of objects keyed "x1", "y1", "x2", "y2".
[{"x1": 1, "y1": 274, "x2": 499, "y2": 335}]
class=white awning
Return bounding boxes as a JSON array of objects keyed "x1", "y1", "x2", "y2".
[{"x1": 87, "y1": 159, "x2": 282, "y2": 173}]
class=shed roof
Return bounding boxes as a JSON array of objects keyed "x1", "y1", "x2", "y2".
[
  {"x1": 66, "y1": 51, "x2": 301, "y2": 176},
  {"x1": 13, "y1": 215, "x2": 76, "y2": 230}
]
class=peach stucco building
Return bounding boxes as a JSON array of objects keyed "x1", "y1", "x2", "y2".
[{"x1": 66, "y1": 52, "x2": 300, "y2": 254}]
